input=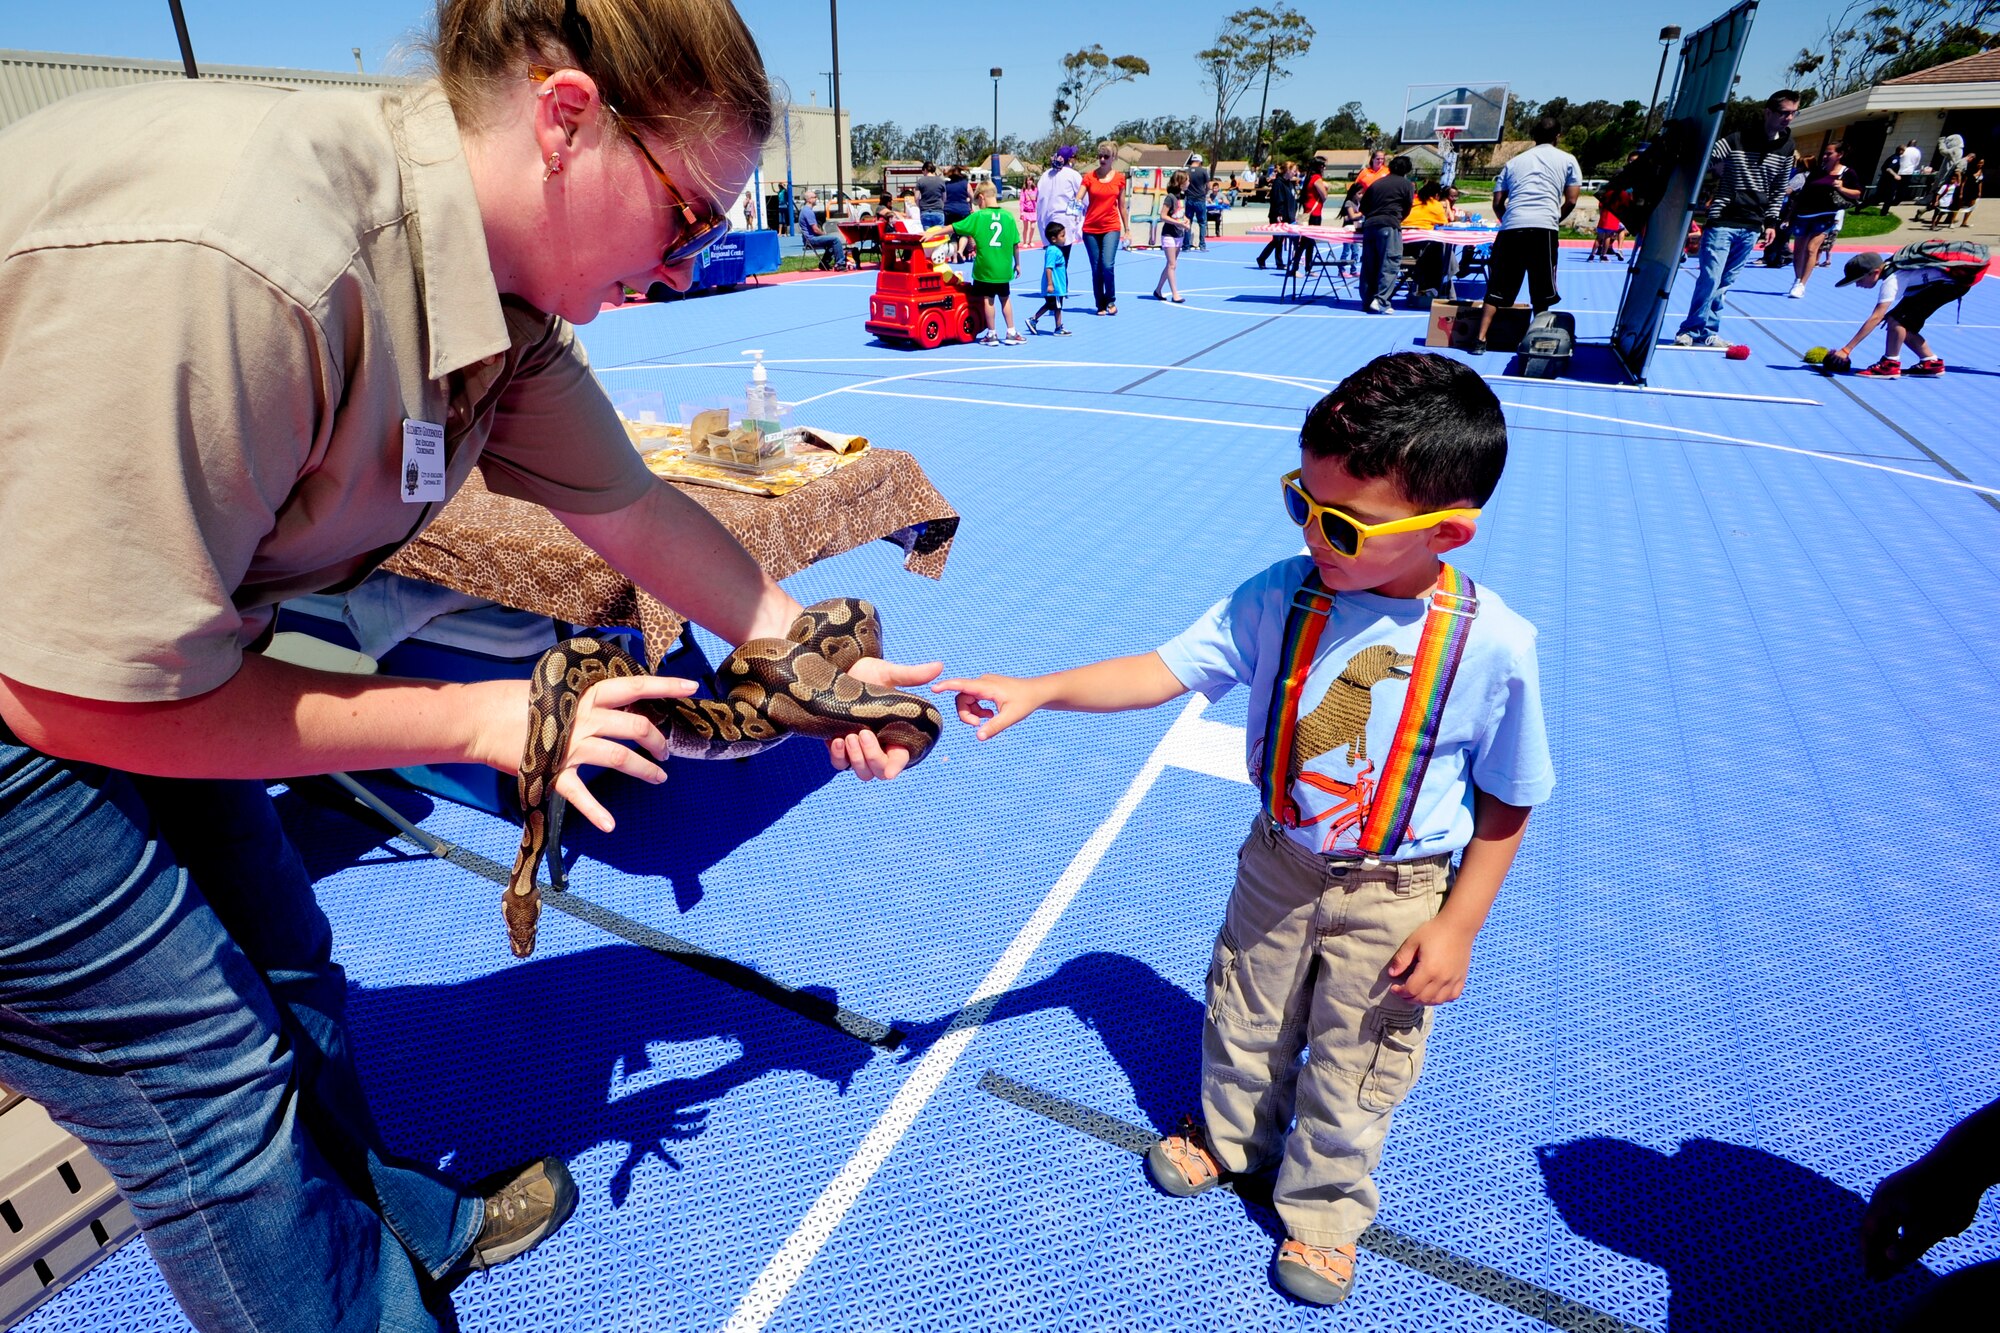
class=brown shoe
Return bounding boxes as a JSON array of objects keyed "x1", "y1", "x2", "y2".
[
  {"x1": 1274, "y1": 1238, "x2": 1358, "y2": 1305},
  {"x1": 465, "y1": 1157, "x2": 577, "y2": 1271},
  {"x1": 1146, "y1": 1115, "x2": 1226, "y2": 1196}
]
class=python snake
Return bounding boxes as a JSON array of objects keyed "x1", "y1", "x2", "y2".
[{"x1": 504, "y1": 598, "x2": 941, "y2": 957}]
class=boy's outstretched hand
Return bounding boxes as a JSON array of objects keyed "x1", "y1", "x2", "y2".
[
  {"x1": 932, "y1": 673, "x2": 1047, "y2": 740},
  {"x1": 1386, "y1": 916, "x2": 1476, "y2": 1005}
]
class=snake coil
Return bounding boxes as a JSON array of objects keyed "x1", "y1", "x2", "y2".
[{"x1": 503, "y1": 598, "x2": 941, "y2": 957}]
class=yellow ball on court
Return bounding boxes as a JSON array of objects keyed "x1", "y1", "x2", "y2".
[{"x1": 1803, "y1": 346, "x2": 1829, "y2": 365}]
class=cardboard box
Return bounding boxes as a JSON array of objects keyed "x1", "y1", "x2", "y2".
[{"x1": 1425, "y1": 299, "x2": 1534, "y2": 351}]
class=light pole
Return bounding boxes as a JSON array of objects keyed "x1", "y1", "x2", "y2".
[
  {"x1": 1646, "y1": 25, "x2": 1682, "y2": 140},
  {"x1": 165, "y1": 0, "x2": 199, "y2": 77},
  {"x1": 990, "y1": 68, "x2": 1003, "y2": 188},
  {"x1": 828, "y1": 1, "x2": 844, "y2": 205},
  {"x1": 1252, "y1": 34, "x2": 1275, "y2": 168}
]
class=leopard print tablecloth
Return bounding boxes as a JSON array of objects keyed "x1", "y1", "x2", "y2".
[{"x1": 381, "y1": 449, "x2": 958, "y2": 668}]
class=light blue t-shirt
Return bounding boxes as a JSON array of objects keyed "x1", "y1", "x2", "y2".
[
  {"x1": 1495, "y1": 144, "x2": 1583, "y2": 233},
  {"x1": 1043, "y1": 246, "x2": 1068, "y2": 299},
  {"x1": 1157, "y1": 556, "x2": 1554, "y2": 859}
]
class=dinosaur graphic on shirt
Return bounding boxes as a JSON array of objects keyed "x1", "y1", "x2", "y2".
[{"x1": 1288, "y1": 644, "x2": 1413, "y2": 781}]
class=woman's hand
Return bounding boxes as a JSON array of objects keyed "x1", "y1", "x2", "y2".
[
  {"x1": 474, "y1": 673, "x2": 698, "y2": 834},
  {"x1": 827, "y1": 656, "x2": 943, "y2": 780},
  {"x1": 556, "y1": 675, "x2": 700, "y2": 832}
]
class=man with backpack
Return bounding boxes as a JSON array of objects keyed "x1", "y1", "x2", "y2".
[{"x1": 1825, "y1": 239, "x2": 1991, "y2": 378}]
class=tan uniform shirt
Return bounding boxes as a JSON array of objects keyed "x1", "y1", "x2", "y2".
[{"x1": 0, "y1": 80, "x2": 657, "y2": 703}]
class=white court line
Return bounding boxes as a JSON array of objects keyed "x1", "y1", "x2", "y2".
[
  {"x1": 842, "y1": 387, "x2": 1298, "y2": 430},
  {"x1": 1497, "y1": 400, "x2": 2000, "y2": 496},
  {"x1": 722, "y1": 695, "x2": 1224, "y2": 1332},
  {"x1": 1481, "y1": 374, "x2": 1822, "y2": 406},
  {"x1": 598, "y1": 348, "x2": 1999, "y2": 496},
  {"x1": 596, "y1": 356, "x2": 1331, "y2": 402}
]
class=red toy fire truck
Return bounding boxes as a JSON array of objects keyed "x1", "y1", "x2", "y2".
[{"x1": 865, "y1": 230, "x2": 985, "y2": 349}]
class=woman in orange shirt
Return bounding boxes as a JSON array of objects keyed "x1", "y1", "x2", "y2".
[{"x1": 1080, "y1": 141, "x2": 1130, "y2": 314}]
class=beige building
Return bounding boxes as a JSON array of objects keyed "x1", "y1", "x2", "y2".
[
  {"x1": 1, "y1": 47, "x2": 403, "y2": 130},
  {"x1": 5, "y1": 47, "x2": 847, "y2": 224},
  {"x1": 761, "y1": 101, "x2": 850, "y2": 197}
]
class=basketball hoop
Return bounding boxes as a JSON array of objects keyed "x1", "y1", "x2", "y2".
[{"x1": 1437, "y1": 125, "x2": 1461, "y2": 187}]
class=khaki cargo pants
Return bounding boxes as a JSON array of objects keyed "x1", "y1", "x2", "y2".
[{"x1": 1201, "y1": 813, "x2": 1453, "y2": 1247}]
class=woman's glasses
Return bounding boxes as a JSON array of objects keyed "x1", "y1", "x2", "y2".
[{"x1": 1281, "y1": 470, "x2": 1479, "y2": 558}]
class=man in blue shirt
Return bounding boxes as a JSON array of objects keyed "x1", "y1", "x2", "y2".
[
  {"x1": 1470, "y1": 116, "x2": 1581, "y2": 354},
  {"x1": 796, "y1": 190, "x2": 849, "y2": 270}
]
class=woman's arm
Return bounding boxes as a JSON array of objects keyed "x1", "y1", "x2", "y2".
[
  {"x1": 554, "y1": 480, "x2": 801, "y2": 645},
  {"x1": 556, "y1": 481, "x2": 940, "y2": 780}
]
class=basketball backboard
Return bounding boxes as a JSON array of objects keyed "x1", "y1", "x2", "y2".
[{"x1": 1399, "y1": 83, "x2": 1510, "y2": 145}]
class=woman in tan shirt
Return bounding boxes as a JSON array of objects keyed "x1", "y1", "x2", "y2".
[{"x1": 0, "y1": 2, "x2": 933, "y2": 1328}]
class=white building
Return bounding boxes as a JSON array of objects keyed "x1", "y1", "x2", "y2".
[{"x1": 1790, "y1": 50, "x2": 2000, "y2": 187}]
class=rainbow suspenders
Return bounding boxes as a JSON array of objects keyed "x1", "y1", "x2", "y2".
[{"x1": 1259, "y1": 565, "x2": 1479, "y2": 861}]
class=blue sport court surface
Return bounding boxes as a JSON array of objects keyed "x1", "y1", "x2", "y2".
[{"x1": 28, "y1": 243, "x2": 2000, "y2": 1332}]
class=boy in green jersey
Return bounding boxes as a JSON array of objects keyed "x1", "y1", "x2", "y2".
[{"x1": 950, "y1": 184, "x2": 1023, "y2": 344}]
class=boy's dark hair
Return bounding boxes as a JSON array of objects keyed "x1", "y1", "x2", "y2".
[
  {"x1": 1389, "y1": 155, "x2": 1413, "y2": 176},
  {"x1": 1299, "y1": 353, "x2": 1508, "y2": 507},
  {"x1": 1417, "y1": 180, "x2": 1441, "y2": 202},
  {"x1": 1532, "y1": 116, "x2": 1561, "y2": 145},
  {"x1": 1044, "y1": 219, "x2": 1066, "y2": 243},
  {"x1": 1767, "y1": 89, "x2": 1801, "y2": 110}
]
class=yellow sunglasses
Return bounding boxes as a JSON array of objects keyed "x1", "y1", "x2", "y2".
[{"x1": 1281, "y1": 470, "x2": 1479, "y2": 558}]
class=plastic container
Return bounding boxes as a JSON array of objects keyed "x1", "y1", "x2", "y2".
[{"x1": 0, "y1": 1092, "x2": 136, "y2": 1328}]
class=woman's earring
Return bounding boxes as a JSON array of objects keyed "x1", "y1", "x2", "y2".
[{"x1": 543, "y1": 151, "x2": 563, "y2": 181}]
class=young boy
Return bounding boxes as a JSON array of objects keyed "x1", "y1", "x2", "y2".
[
  {"x1": 934, "y1": 352, "x2": 1553, "y2": 1306},
  {"x1": 1827, "y1": 241, "x2": 1990, "y2": 378},
  {"x1": 1028, "y1": 221, "x2": 1071, "y2": 335},
  {"x1": 950, "y1": 184, "x2": 1022, "y2": 345}
]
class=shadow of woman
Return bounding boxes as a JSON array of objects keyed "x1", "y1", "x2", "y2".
[
  {"x1": 272, "y1": 735, "x2": 840, "y2": 916},
  {"x1": 550, "y1": 738, "x2": 840, "y2": 913},
  {"x1": 1536, "y1": 1136, "x2": 1938, "y2": 1331},
  {"x1": 347, "y1": 943, "x2": 877, "y2": 1206}
]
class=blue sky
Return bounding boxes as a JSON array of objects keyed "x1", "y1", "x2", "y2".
[{"x1": 11, "y1": 1, "x2": 1833, "y2": 141}]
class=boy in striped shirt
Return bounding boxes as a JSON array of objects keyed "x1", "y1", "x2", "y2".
[{"x1": 932, "y1": 353, "x2": 1553, "y2": 1306}]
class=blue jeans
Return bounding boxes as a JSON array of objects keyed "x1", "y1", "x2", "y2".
[
  {"x1": 0, "y1": 742, "x2": 481, "y2": 1331},
  {"x1": 803, "y1": 232, "x2": 846, "y2": 268},
  {"x1": 1677, "y1": 223, "x2": 1761, "y2": 340},
  {"x1": 1082, "y1": 230, "x2": 1121, "y2": 310},
  {"x1": 1187, "y1": 202, "x2": 1208, "y2": 247},
  {"x1": 920, "y1": 210, "x2": 944, "y2": 229}
]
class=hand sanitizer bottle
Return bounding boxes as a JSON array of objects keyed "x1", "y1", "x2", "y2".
[{"x1": 742, "y1": 349, "x2": 780, "y2": 436}]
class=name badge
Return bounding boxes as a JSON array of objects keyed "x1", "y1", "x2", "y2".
[{"x1": 401, "y1": 419, "x2": 446, "y2": 503}]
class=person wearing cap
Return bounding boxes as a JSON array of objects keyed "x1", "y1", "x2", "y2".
[
  {"x1": 1037, "y1": 145, "x2": 1086, "y2": 270},
  {"x1": 1827, "y1": 244, "x2": 1990, "y2": 378},
  {"x1": 1186, "y1": 153, "x2": 1211, "y2": 251}
]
